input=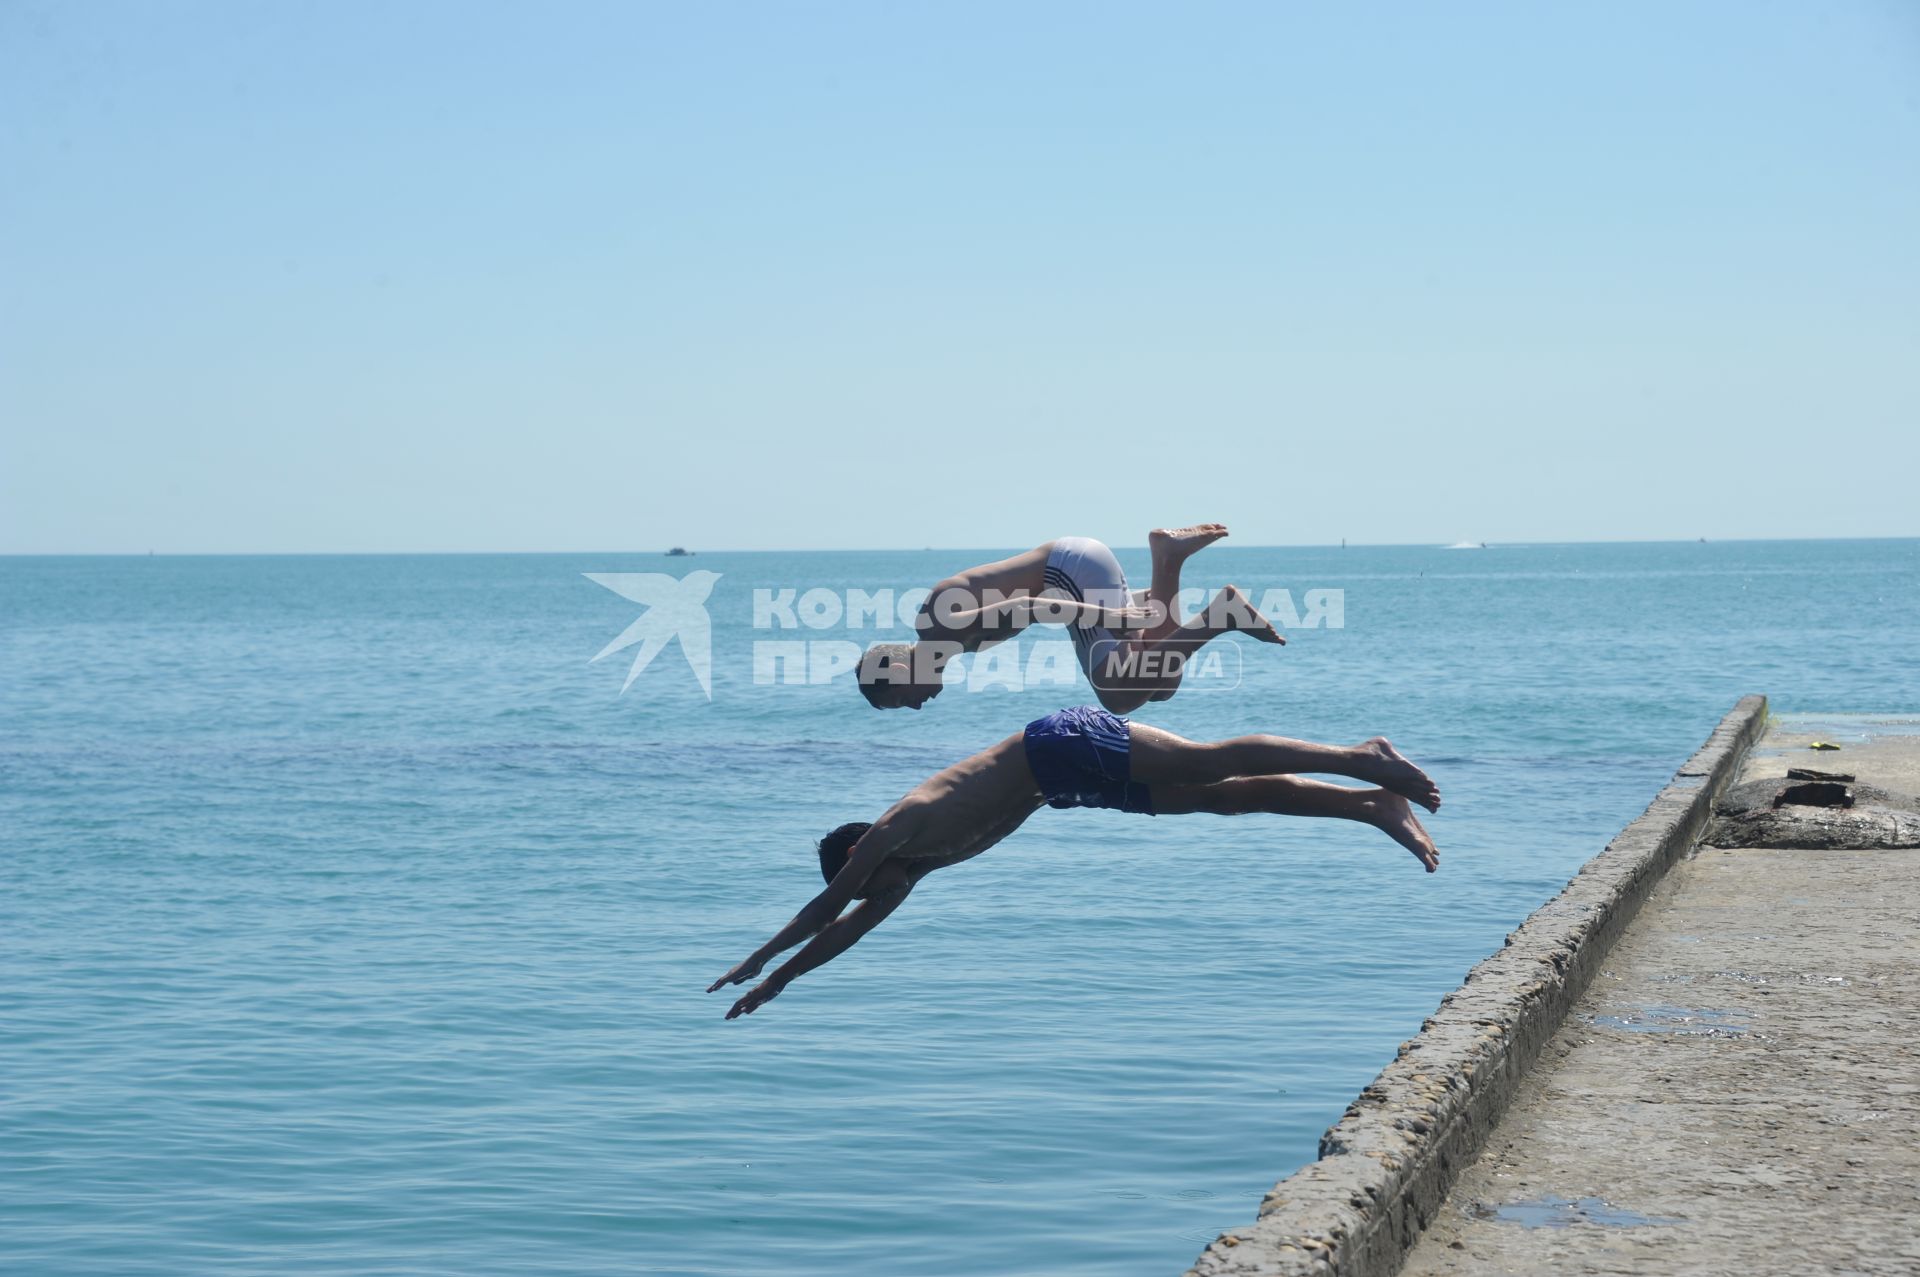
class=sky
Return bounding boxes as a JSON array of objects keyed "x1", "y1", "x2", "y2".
[{"x1": 2, "y1": 1, "x2": 1917, "y2": 554}]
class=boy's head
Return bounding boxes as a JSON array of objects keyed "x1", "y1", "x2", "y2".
[
  {"x1": 857, "y1": 643, "x2": 942, "y2": 710},
  {"x1": 817, "y1": 820, "x2": 911, "y2": 899},
  {"x1": 817, "y1": 822, "x2": 872, "y2": 884}
]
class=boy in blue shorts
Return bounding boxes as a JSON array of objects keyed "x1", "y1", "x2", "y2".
[{"x1": 709, "y1": 707, "x2": 1441, "y2": 1018}]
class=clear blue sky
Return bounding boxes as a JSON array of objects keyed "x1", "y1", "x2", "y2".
[{"x1": 3, "y1": 2, "x2": 1916, "y2": 553}]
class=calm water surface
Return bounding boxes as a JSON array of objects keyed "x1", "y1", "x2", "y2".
[{"x1": 4, "y1": 540, "x2": 1915, "y2": 1275}]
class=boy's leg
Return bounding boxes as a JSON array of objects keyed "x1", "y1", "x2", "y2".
[
  {"x1": 1128, "y1": 721, "x2": 1441, "y2": 812},
  {"x1": 1150, "y1": 775, "x2": 1440, "y2": 872},
  {"x1": 1089, "y1": 586, "x2": 1285, "y2": 711},
  {"x1": 1140, "y1": 524, "x2": 1230, "y2": 643}
]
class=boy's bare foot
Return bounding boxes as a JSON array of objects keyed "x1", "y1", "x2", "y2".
[
  {"x1": 1358, "y1": 737, "x2": 1441, "y2": 812},
  {"x1": 1212, "y1": 584, "x2": 1286, "y2": 644},
  {"x1": 1149, "y1": 524, "x2": 1229, "y2": 566},
  {"x1": 1365, "y1": 790, "x2": 1440, "y2": 872}
]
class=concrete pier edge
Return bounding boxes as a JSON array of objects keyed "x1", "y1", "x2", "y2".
[{"x1": 1184, "y1": 695, "x2": 1770, "y2": 1277}]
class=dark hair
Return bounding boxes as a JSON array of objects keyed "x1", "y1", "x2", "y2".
[
  {"x1": 856, "y1": 644, "x2": 913, "y2": 709},
  {"x1": 817, "y1": 822, "x2": 873, "y2": 884}
]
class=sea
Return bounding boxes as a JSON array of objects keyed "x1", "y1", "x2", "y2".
[{"x1": 3, "y1": 539, "x2": 1915, "y2": 1276}]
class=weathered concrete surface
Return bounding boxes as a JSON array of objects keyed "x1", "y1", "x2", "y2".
[
  {"x1": 1705, "y1": 775, "x2": 1920, "y2": 850},
  {"x1": 1705, "y1": 716, "x2": 1920, "y2": 850},
  {"x1": 1397, "y1": 717, "x2": 1920, "y2": 1277},
  {"x1": 1183, "y1": 697, "x2": 1769, "y2": 1277}
]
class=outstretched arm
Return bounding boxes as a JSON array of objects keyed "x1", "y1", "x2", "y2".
[
  {"x1": 707, "y1": 807, "x2": 922, "y2": 993},
  {"x1": 724, "y1": 882, "x2": 913, "y2": 1018},
  {"x1": 936, "y1": 594, "x2": 1152, "y2": 638}
]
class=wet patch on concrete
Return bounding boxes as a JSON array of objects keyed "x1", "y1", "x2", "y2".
[
  {"x1": 1589, "y1": 1005, "x2": 1750, "y2": 1037},
  {"x1": 1469, "y1": 1195, "x2": 1682, "y2": 1229},
  {"x1": 1704, "y1": 777, "x2": 1920, "y2": 850}
]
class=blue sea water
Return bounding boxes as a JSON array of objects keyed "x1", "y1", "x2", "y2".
[{"x1": 3, "y1": 540, "x2": 1916, "y2": 1277}]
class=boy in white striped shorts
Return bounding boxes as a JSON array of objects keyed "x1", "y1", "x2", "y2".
[{"x1": 856, "y1": 523, "x2": 1284, "y2": 714}]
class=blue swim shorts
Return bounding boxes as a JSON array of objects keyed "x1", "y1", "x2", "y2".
[{"x1": 1022, "y1": 705, "x2": 1156, "y2": 816}]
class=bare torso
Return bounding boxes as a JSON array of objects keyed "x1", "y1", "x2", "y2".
[
  {"x1": 877, "y1": 732, "x2": 1046, "y2": 876},
  {"x1": 912, "y1": 542, "x2": 1054, "y2": 653}
]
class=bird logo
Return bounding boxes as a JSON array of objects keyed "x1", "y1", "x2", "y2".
[{"x1": 585, "y1": 570, "x2": 722, "y2": 698}]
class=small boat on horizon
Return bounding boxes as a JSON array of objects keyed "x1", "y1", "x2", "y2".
[{"x1": 666, "y1": 546, "x2": 694, "y2": 557}]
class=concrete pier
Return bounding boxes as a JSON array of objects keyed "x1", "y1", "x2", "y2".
[
  {"x1": 1399, "y1": 715, "x2": 1920, "y2": 1276},
  {"x1": 1185, "y1": 702, "x2": 1920, "y2": 1277}
]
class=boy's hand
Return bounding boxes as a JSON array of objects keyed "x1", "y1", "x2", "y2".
[
  {"x1": 726, "y1": 979, "x2": 781, "y2": 1019},
  {"x1": 707, "y1": 957, "x2": 764, "y2": 993}
]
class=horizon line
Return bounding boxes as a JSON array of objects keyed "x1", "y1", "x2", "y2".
[{"x1": 3, "y1": 534, "x2": 1917, "y2": 559}]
